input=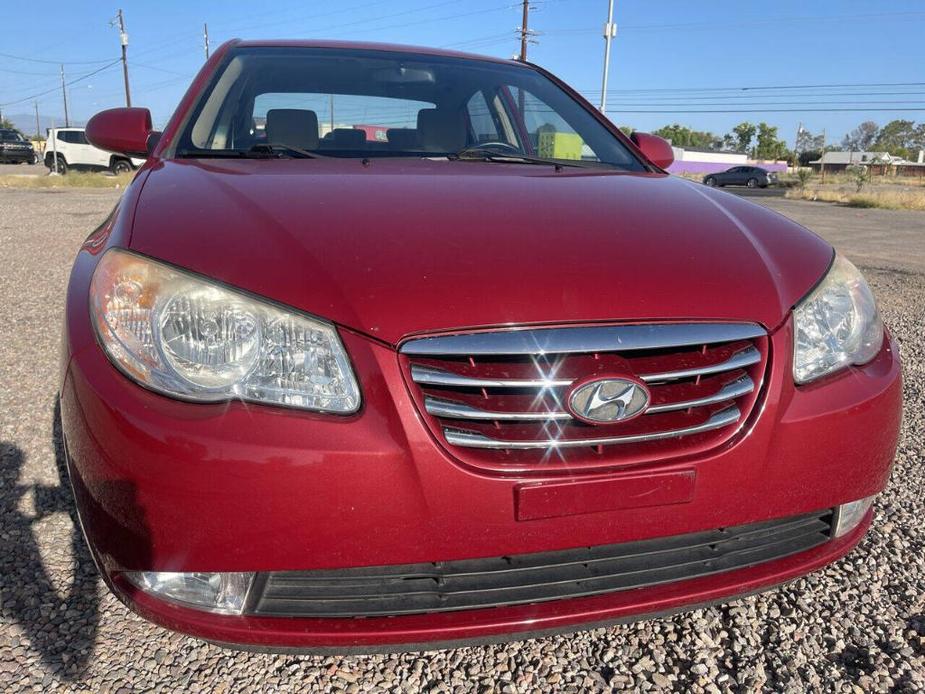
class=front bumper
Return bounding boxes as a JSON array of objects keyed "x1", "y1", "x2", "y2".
[
  {"x1": 59, "y1": 238, "x2": 902, "y2": 649},
  {"x1": 0, "y1": 148, "x2": 34, "y2": 162}
]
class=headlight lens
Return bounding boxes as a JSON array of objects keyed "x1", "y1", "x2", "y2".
[
  {"x1": 792, "y1": 255, "x2": 883, "y2": 384},
  {"x1": 90, "y1": 249, "x2": 360, "y2": 412}
]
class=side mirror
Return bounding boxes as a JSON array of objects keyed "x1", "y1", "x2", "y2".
[
  {"x1": 630, "y1": 132, "x2": 674, "y2": 169},
  {"x1": 85, "y1": 107, "x2": 156, "y2": 158}
]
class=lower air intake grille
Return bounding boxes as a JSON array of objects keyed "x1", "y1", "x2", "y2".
[{"x1": 248, "y1": 511, "x2": 833, "y2": 618}]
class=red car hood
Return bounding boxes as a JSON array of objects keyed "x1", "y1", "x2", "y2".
[{"x1": 130, "y1": 158, "x2": 832, "y2": 344}]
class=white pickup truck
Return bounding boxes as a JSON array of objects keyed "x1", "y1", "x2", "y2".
[{"x1": 45, "y1": 127, "x2": 144, "y2": 174}]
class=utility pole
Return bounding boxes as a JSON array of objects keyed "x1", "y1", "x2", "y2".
[
  {"x1": 204, "y1": 23, "x2": 210, "y2": 60},
  {"x1": 518, "y1": 0, "x2": 530, "y2": 61},
  {"x1": 112, "y1": 9, "x2": 131, "y2": 107},
  {"x1": 60, "y1": 65, "x2": 70, "y2": 127},
  {"x1": 34, "y1": 101, "x2": 40, "y2": 139},
  {"x1": 599, "y1": 0, "x2": 617, "y2": 114},
  {"x1": 820, "y1": 128, "x2": 826, "y2": 183}
]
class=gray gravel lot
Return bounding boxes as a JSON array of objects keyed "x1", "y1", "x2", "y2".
[
  {"x1": 1, "y1": 187, "x2": 923, "y2": 692},
  {"x1": 0, "y1": 162, "x2": 45, "y2": 176}
]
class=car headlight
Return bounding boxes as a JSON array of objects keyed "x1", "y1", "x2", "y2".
[
  {"x1": 792, "y1": 255, "x2": 883, "y2": 384},
  {"x1": 90, "y1": 248, "x2": 360, "y2": 412}
]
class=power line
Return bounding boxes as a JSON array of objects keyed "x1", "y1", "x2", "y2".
[
  {"x1": 584, "y1": 81, "x2": 925, "y2": 95},
  {"x1": 612, "y1": 9, "x2": 925, "y2": 33},
  {"x1": 0, "y1": 60, "x2": 121, "y2": 108},
  {"x1": 599, "y1": 90, "x2": 925, "y2": 102},
  {"x1": 0, "y1": 66, "x2": 60, "y2": 77},
  {"x1": 604, "y1": 100, "x2": 925, "y2": 107},
  {"x1": 599, "y1": 107, "x2": 925, "y2": 114},
  {"x1": 133, "y1": 63, "x2": 192, "y2": 77},
  {"x1": 0, "y1": 51, "x2": 117, "y2": 66}
]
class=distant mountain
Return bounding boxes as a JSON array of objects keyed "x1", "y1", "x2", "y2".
[{"x1": 3, "y1": 113, "x2": 86, "y2": 136}]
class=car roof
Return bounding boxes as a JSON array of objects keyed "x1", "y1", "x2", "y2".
[{"x1": 231, "y1": 39, "x2": 529, "y2": 68}]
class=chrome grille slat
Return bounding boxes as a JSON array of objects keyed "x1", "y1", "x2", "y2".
[
  {"x1": 424, "y1": 374, "x2": 754, "y2": 421},
  {"x1": 644, "y1": 375, "x2": 754, "y2": 414},
  {"x1": 410, "y1": 365, "x2": 571, "y2": 389},
  {"x1": 639, "y1": 346, "x2": 761, "y2": 383},
  {"x1": 443, "y1": 406, "x2": 741, "y2": 450},
  {"x1": 425, "y1": 397, "x2": 573, "y2": 421},
  {"x1": 411, "y1": 347, "x2": 760, "y2": 390},
  {"x1": 400, "y1": 323, "x2": 765, "y2": 356}
]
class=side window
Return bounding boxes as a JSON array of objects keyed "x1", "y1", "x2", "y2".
[
  {"x1": 510, "y1": 88, "x2": 590, "y2": 161},
  {"x1": 56, "y1": 131, "x2": 69, "y2": 143},
  {"x1": 466, "y1": 92, "x2": 499, "y2": 145},
  {"x1": 75, "y1": 131, "x2": 89, "y2": 145}
]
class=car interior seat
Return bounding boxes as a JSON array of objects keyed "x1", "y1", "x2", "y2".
[
  {"x1": 266, "y1": 109, "x2": 319, "y2": 150},
  {"x1": 417, "y1": 108, "x2": 467, "y2": 153}
]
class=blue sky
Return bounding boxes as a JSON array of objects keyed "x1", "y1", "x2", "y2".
[{"x1": 2, "y1": 0, "x2": 924, "y2": 145}]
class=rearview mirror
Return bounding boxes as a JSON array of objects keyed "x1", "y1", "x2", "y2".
[
  {"x1": 630, "y1": 132, "x2": 674, "y2": 169},
  {"x1": 85, "y1": 107, "x2": 157, "y2": 159}
]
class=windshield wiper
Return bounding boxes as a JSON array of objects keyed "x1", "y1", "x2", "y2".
[
  {"x1": 249, "y1": 143, "x2": 326, "y2": 159},
  {"x1": 174, "y1": 144, "x2": 325, "y2": 159},
  {"x1": 448, "y1": 146, "x2": 590, "y2": 169}
]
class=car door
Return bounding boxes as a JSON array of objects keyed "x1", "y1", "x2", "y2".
[
  {"x1": 77, "y1": 130, "x2": 110, "y2": 167},
  {"x1": 716, "y1": 167, "x2": 737, "y2": 184}
]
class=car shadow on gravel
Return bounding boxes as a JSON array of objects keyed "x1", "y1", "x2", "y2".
[{"x1": 0, "y1": 403, "x2": 100, "y2": 681}]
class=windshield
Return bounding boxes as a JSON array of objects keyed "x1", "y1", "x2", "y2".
[
  {"x1": 0, "y1": 131, "x2": 25, "y2": 142},
  {"x1": 175, "y1": 46, "x2": 645, "y2": 171}
]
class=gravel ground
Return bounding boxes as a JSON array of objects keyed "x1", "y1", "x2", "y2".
[
  {"x1": 0, "y1": 162, "x2": 44, "y2": 176},
  {"x1": 1, "y1": 188, "x2": 923, "y2": 692}
]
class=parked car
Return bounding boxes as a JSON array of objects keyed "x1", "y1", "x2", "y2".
[
  {"x1": 61, "y1": 40, "x2": 901, "y2": 652},
  {"x1": 0, "y1": 128, "x2": 36, "y2": 164},
  {"x1": 44, "y1": 127, "x2": 143, "y2": 174},
  {"x1": 704, "y1": 166, "x2": 778, "y2": 188}
]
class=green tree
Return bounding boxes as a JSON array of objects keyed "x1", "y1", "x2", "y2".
[
  {"x1": 0, "y1": 117, "x2": 17, "y2": 130},
  {"x1": 913, "y1": 123, "x2": 925, "y2": 152},
  {"x1": 847, "y1": 164, "x2": 870, "y2": 192},
  {"x1": 873, "y1": 119, "x2": 917, "y2": 159},
  {"x1": 755, "y1": 122, "x2": 787, "y2": 160},
  {"x1": 842, "y1": 121, "x2": 879, "y2": 151},
  {"x1": 798, "y1": 150, "x2": 822, "y2": 167},
  {"x1": 652, "y1": 124, "x2": 718, "y2": 149},
  {"x1": 731, "y1": 122, "x2": 756, "y2": 153},
  {"x1": 795, "y1": 127, "x2": 825, "y2": 155}
]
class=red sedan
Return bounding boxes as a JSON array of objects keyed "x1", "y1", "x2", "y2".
[{"x1": 60, "y1": 40, "x2": 901, "y2": 652}]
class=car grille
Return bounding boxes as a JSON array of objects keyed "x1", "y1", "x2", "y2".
[
  {"x1": 247, "y1": 511, "x2": 833, "y2": 618},
  {"x1": 399, "y1": 323, "x2": 769, "y2": 472}
]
